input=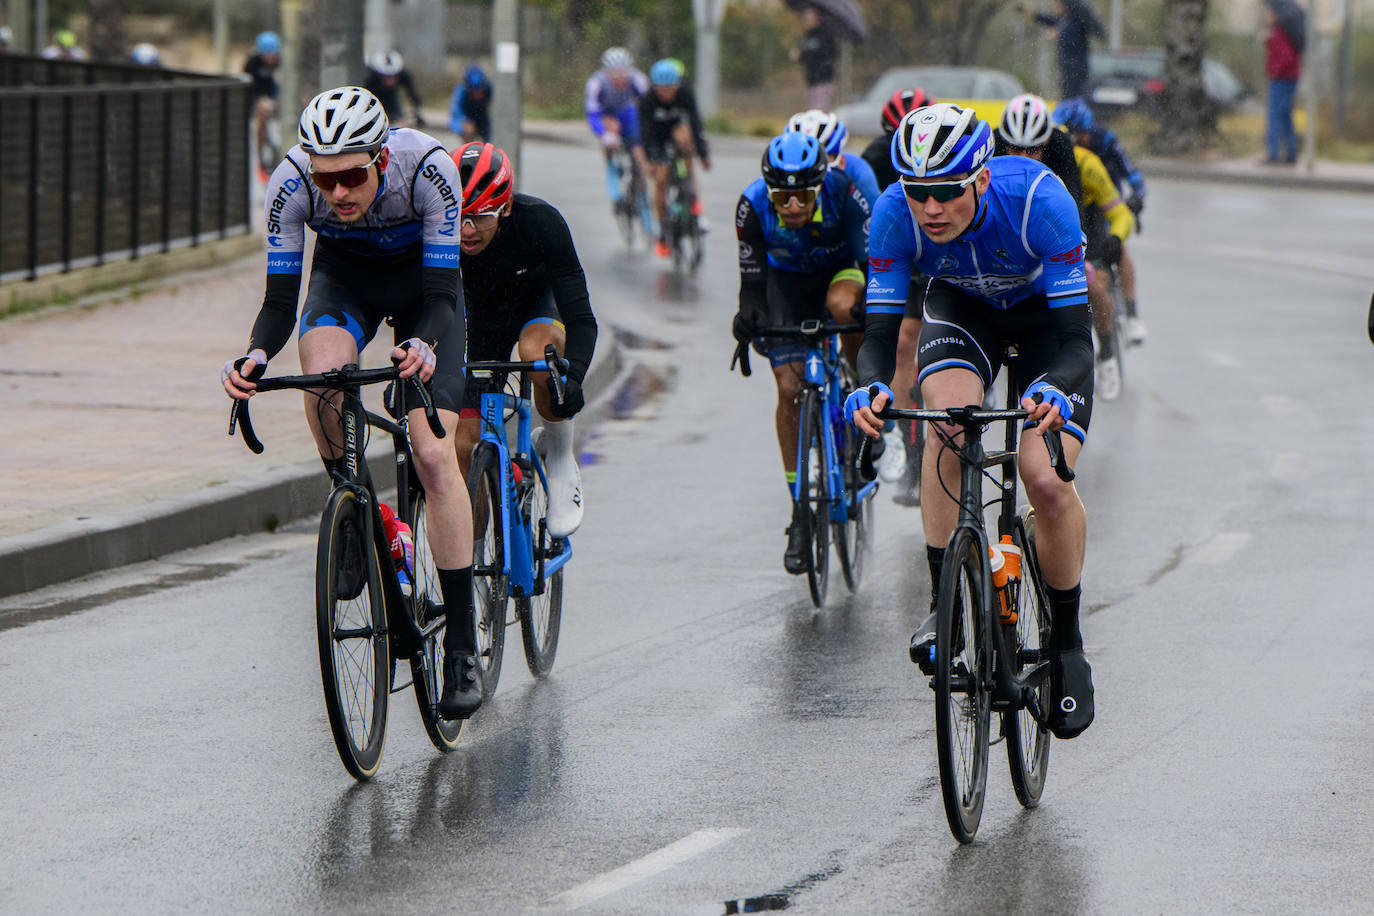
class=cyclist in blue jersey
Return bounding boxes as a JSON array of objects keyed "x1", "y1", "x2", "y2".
[
  {"x1": 1055, "y1": 97, "x2": 1148, "y2": 344},
  {"x1": 221, "y1": 87, "x2": 485, "y2": 721},
  {"x1": 733, "y1": 131, "x2": 872, "y2": 574},
  {"x1": 586, "y1": 47, "x2": 650, "y2": 204},
  {"x1": 786, "y1": 109, "x2": 879, "y2": 206},
  {"x1": 846, "y1": 104, "x2": 1095, "y2": 739},
  {"x1": 449, "y1": 64, "x2": 492, "y2": 141}
]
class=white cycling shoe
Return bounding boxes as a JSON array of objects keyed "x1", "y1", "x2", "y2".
[
  {"x1": 540, "y1": 420, "x2": 583, "y2": 538},
  {"x1": 1096, "y1": 355, "x2": 1122, "y2": 401},
  {"x1": 875, "y1": 427, "x2": 906, "y2": 483},
  {"x1": 1125, "y1": 316, "x2": 1148, "y2": 346}
]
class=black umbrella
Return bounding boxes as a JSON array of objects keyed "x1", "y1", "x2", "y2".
[
  {"x1": 784, "y1": 0, "x2": 867, "y2": 43},
  {"x1": 1266, "y1": 0, "x2": 1306, "y2": 53}
]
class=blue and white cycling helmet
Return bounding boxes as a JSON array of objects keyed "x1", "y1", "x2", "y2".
[
  {"x1": 649, "y1": 58, "x2": 682, "y2": 87},
  {"x1": 761, "y1": 131, "x2": 827, "y2": 189},
  {"x1": 255, "y1": 31, "x2": 281, "y2": 55},
  {"x1": 890, "y1": 103, "x2": 994, "y2": 179},
  {"x1": 998, "y1": 93, "x2": 1054, "y2": 148},
  {"x1": 1053, "y1": 97, "x2": 1095, "y2": 133},
  {"x1": 601, "y1": 47, "x2": 633, "y2": 70},
  {"x1": 786, "y1": 109, "x2": 847, "y2": 159}
]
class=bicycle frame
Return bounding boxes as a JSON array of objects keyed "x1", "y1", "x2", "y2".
[{"x1": 792, "y1": 326, "x2": 878, "y2": 522}]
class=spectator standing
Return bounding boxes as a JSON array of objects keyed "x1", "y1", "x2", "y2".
[
  {"x1": 449, "y1": 65, "x2": 493, "y2": 141},
  {"x1": 1263, "y1": 0, "x2": 1304, "y2": 165},
  {"x1": 1019, "y1": 0, "x2": 1104, "y2": 101},
  {"x1": 790, "y1": 5, "x2": 837, "y2": 110}
]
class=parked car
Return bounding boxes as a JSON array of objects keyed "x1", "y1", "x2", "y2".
[
  {"x1": 833, "y1": 65, "x2": 1026, "y2": 138},
  {"x1": 1085, "y1": 48, "x2": 1249, "y2": 117}
]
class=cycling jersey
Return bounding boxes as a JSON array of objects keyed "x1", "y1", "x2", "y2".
[
  {"x1": 993, "y1": 127, "x2": 1082, "y2": 206},
  {"x1": 860, "y1": 134, "x2": 900, "y2": 192},
  {"x1": 585, "y1": 68, "x2": 649, "y2": 141},
  {"x1": 364, "y1": 69, "x2": 422, "y2": 122},
  {"x1": 1074, "y1": 146, "x2": 1134, "y2": 243},
  {"x1": 834, "y1": 152, "x2": 880, "y2": 205},
  {"x1": 250, "y1": 127, "x2": 463, "y2": 359},
  {"x1": 1081, "y1": 125, "x2": 1145, "y2": 202},
  {"x1": 242, "y1": 53, "x2": 278, "y2": 102},
  {"x1": 637, "y1": 84, "x2": 709, "y2": 163},
  {"x1": 460, "y1": 194, "x2": 598, "y2": 385},
  {"x1": 449, "y1": 83, "x2": 491, "y2": 140},
  {"x1": 859, "y1": 155, "x2": 1090, "y2": 397}
]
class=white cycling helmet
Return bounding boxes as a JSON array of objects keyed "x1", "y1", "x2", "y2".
[
  {"x1": 298, "y1": 86, "x2": 389, "y2": 155},
  {"x1": 601, "y1": 46, "x2": 633, "y2": 70},
  {"x1": 890, "y1": 103, "x2": 994, "y2": 179},
  {"x1": 786, "y1": 109, "x2": 847, "y2": 158},
  {"x1": 998, "y1": 93, "x2": 1054, "y2": 148},
  {"x1": 371, "y1": 50, "x2": 404, "y2": 76}
]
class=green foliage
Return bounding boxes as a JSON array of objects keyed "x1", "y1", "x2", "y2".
[{"x1": 719, "y1": 5, "x2": 791, "y2": 90}]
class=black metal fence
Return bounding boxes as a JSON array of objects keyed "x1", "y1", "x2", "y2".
[{"x1": 0, "y1": 54, "x2": 252, "y2": 283}]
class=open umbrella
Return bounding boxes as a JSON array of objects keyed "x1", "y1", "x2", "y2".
[{"x1": 784, "y1": 0, "x2": 867, "y2": 43}]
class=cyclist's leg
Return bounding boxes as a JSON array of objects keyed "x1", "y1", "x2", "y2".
[
  {"x1": 600, "y1": 114, "x2": 624, "y2": 201},
  {"x1": 516, "y1": 298, "x2": 582, "y2": 537},
  {"x1": 646, "y1": 157, "x2": 670, "y2": 253},
  {"x1": 1119, "y1": 244, "x2": 1146, "y2": 342},
  {"x1": 826, "y1": 269, "x2": 865, "y2": 367},
  {"x1": 670, "y1": 122, "x2": 703, "y2": 212},
  {"x1": 297, "y1": 267, "x2": 375, "y2": 470}
]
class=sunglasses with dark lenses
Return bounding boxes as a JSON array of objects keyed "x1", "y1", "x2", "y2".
[
  {"x1": 900, "y1": 168, "x2": 983, "y2": 204},
  {"x1": 767, "y1": 185, "x2": 820, "y2": 210},
  {"x1": 309, "y1": 149, "x2": 382, "y2": 191}
]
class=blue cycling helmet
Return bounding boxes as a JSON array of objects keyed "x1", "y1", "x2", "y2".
[
  {"x1": 464, "y1": 65, "x2": 489, "y2": 89},
  {"x1": 1053, "y1": 97, "x2": 1095, "y2": 133},
  {"x1": 255, "y1": 31, "x2": 281, "y2": 55},
  {"x1": 890, "y1": 103, "x2": 994, "y2": 179},
  {"x1": 761, "y1": 131, "x2": 827, "y2": 189},
  {"x1": 649, "y1": 58, "x2": 682, "y2": 87}
]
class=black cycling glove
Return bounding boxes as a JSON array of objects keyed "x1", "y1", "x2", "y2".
[
  {"x1": 733, "y1": 310, "x2": 763, "y2": 344},
  {"x1": 547, "y1": 375, "x2": 584, "y2": 418}
]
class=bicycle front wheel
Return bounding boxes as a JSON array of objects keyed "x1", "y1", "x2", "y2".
[
  {"x1": 408, "y1": 492, "x2": 464, "y2": 751},
  {"x1": 934, "y1": 527, "x2": 991, "y2": 844},
  {"x1": 316, "y1": 487, "x2": 390, "y2": 780},
  {"x1": 797, "y1": 390, "x2": 830, "y2": 606},
  {"x1": 517, "y1": 450, "x2": 563, "y2": 678},
  {"x1": 468, "y1": 443, "x2": 509, "y2": 701},
  {"x1": 1005, "y1": 508, "x2": 1051, "y2": 806}
]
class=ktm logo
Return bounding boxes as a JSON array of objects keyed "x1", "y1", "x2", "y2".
[
  {"x1": 1047, "y1": 246, "x2": 1083, "y2": 265},
  {"x1": 869, "y1": 257, "x2": 898, "y2": 271}
]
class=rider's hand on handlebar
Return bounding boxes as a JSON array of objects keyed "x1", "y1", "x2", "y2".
[
  {"x1": 601, "y1": 130, "x2": 621, "y2": 151},
  {"x1": 393, "y1": 337, "x2": 437, "y2": 382},
  {"x1": 221, "y1": 348, "x2": 268, "y2": 401},
  {"x1": 1022, "y1": 381, "x2": 1072, "y2": 435},
  {"x1": 732, "y1": 310, "x2": 763, "y2": 344},
  {"x1": 845, "y1": 382, "x2": 892, "y2": 439}
]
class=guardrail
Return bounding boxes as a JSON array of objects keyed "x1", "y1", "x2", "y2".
[{"x1": 0, "y1": 55, "x2": 252, "y2": 283}]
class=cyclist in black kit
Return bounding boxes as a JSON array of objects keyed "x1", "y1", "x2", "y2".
[
  {"x1": 637, "y1": 58, "x2": 710, "y2": 258},
  {"x1": 451, "y1": 142, "x2": 598, "y2": 537},
  {"x1": 365, "y1": 51, "x2": 425, "y2": 127},
  {"x1": 221, "y1": 87, "x2": 484, "y2": 720}
]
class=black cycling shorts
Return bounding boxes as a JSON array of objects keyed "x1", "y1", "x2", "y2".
[
  {"x1": 299, "y1": 257, "x2": 466, "y2": 413},
  {"x1": 917, "y1": 282, "x2": 1092, "y2": 442},
  {"x1": 754, "y1": 267, "x2": 863, "y2": 367},
  {"x1": 460, "y1": 287, "x2": 562, "y2": 410}
]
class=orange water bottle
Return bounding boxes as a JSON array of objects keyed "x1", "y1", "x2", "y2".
[{"x1": 997, "y1": 534, "x2": 1022, "y2": 624}]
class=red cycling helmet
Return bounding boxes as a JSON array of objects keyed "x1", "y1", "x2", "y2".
[
  {"x1": 881, "y1": 88, "x2": 935, "y2": 135},
  {"x1": 452, "y1": 141, "x2": 514, "y2": 215}
]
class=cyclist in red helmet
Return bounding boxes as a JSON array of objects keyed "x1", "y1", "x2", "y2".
[
  {"x1": 450, "y1": 142, "x2": 599, "y2": 538},
  {"x1": 860, "y1": 88, "x2": 933, "y2": 192}
]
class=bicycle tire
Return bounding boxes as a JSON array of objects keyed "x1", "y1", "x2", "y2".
[
  {"x1": 468, "y1": 443, "x2": 509, "y2": 701},
  {"x1": 834, "y1": 419, "x2": 872, "y2": 592},
  {"x1": 316, "y1": 487, "x2": 390, "y2": 780},
  {"x1": 1109, "y1": 269, "x2": 1128, "y2": 384},
  {"x1": 797, "y1": 390, "x2": 830, "y2": 606},
  {"x1": 408, "y1": 492, "x2": 464, "y2": 751},
  {"x1": 517, "y1": 448, "x2": 563, "y2": 677},
  {"x1": 1005, "y1": 508, "x2": 1052, "y2": 807},
  {"x1": 934, "y1": 526, "x2": 991, "y2": 843}
]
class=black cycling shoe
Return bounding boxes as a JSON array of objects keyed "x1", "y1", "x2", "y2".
[
  {"x1": 438, "y1": 653, "x2": 484, "y2": 720},
  {"x1": 909, "y1": 609, "x2": 938, "y2": 674},
  {"x1": 334, "y1": 518, "x2": 365, "y2": 601},
  {"x1": 1048, "y1": 647, "x2": 1095, "y2": 739},
  {"x1": 783, "y1": 510, "x2": 809, "y2": 575}
]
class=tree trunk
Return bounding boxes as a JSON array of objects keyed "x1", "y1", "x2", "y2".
[
  {"x1": 87, "y1": 0, "x2": 124, "y2": 62},
  {"x1": 1149, "y1": 0, "x2": 1215, "y2": 155}
]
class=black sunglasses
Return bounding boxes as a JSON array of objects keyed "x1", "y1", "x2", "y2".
[
  {"x1": 900, "y1": 168, "x2": 983, "y2": 204},
  {"x1": 309, "y1": 149, "x2": 383, "y2": 191}
]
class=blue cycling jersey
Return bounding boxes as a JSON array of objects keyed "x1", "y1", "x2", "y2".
[
  {"x1": 585, "y1": 68, "x2": 649, "y2": 141},
  {"x1": 835, "y1": 152, "x2": 880, "y2": 206},
  {"x1": 737, "y1": 168, "x2": 871, "y2": 277},
  {"x1": 865, "y1": 155, "x2": 1087, "y2": 315}
]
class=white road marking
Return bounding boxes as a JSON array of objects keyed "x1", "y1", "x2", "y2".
[
  {"x1": 1193, "y1": 532, "x2": 1250, "y2": 566},
  {"x1": 546, "y1": 828, "x2": 748, "y2": 910}
]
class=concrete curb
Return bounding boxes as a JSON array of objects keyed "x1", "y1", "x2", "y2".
[
  {"x1": 1136, "y1": 158, "x2": 1374, "y2": 194},
  {"x1": 0, "y1": 331, "x2": 629, "y2": 600}
]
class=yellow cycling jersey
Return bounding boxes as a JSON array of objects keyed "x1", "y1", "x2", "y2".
[{"x1": 1074, "y1": 145, "x2": 1135, "y2": 242}]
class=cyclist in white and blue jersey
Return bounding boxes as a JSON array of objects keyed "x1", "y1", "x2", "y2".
[
  {"x1": 845, "y1": 104, "x2": 1095, "y2": 739},
  {"x1": 586, "y1": 47, "x2": 650, "y2": 203},
  {"x1": 222, "y1": 87, "x2": 485, "y2": 721},
  {"x1": 733, "y1": 131, "x2": 871, "y2": 575}
]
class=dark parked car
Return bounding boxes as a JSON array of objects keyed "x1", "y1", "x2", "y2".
[{"x1": 1086, "y1": 48, "x2": 1248, "y2": 117}]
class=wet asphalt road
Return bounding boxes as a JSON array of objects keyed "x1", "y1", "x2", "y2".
[{"x1": 3, "y1": 137, "x2": 1374, "y2": 913}]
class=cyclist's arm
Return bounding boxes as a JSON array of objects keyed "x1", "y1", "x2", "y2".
[
  {"x1": 448, "y1": 85, "x2": 465, "y2": 135},
  {"x1": 735, "y1": 194, "x2": 769, "y2": 319},
  {"x1": 1101, "y1": 129, "x2": 1146, "y2": 201},
  {"x1": 1027, "y1": 182, "x2": 1093, "y2": 393},
  {"x1": 585, "y1": 74, "x2": 607, "y2": 136},
  {"x1": 400, "y1": 71, "x2": 422, "y2": 111},
  {"x1": 842, "y1": 177, "x2": 873, "y2": 273},
  {"x1": 410, "y1": 149, "x2": 465, "y2": 346},
  {"x1": 854, "y1": 190, "x2": 914, "y2": 387},
  {"x1": 248, "y1": 158, "x2": 312, "y2": 358},
  {"x1": 532, "y1": 205, "x2": 598, "y2": 383},
  {"x1": 682, "y1": 86, "x2": 709, "y2": 162},
  {"x1": 633, "y1": 94, "x2": 656, "y2": 154},
  {"x1": 1044, "y1": 130, "x2": 1083, "y2": 207}
]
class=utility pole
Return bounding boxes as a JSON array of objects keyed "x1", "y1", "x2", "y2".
[
  {"x1": 213, "y1": 0, "x2": 229, "y2": 73},
  {"x1": 6, "y1": 0, "x2": 31, "y2": 52},
  {"x1": 34, "y1": 0, "x2": 46, "y2": 51},
  {"x1": 365, "y1": 0, "x2": 393, "y2": 63},
  {"x1": 1108, "y1": 0, "x2": 1123, "y2": 51},
  {"x1": 693, "y1": 0, "x2": 721, "y2": 119},
  {"x1": 320, "y1": 0, "x2": 365, "y2": 90},
  {"x1": 1301, "y1": 0, "x2": 1317, "y2": 172},
  {"x1": 491, "y1": 0, "x2": 523, "y2": 183},
  {"x1": 280, "y1": 0, "x2": 303, "y2": 150}
]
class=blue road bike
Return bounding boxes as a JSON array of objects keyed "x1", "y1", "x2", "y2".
[
  {"x1": 733, "y1": 320, "x2": 878, "y2": 606},
  {"x1": 465, "y1": 346, "x2": 574, "y2": 697}
]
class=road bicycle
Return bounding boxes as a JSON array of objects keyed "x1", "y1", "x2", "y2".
[
  {"x1": 858, "y1": 355, "x2": 1075, "y2": 843},
  {"x1": 660, "y1": 144, "x2": 703, "y2": 273},
  {"x1": 229, "y1": 363, "x2": 461, "y2": 780},
  {"x1": 733, "y1": 320, "x2": 876, "y2": 607},
  {"x1": 1093, "y1": 258, "x2": 1130, "y2": 393},
  {"x1": 463, "y1": 345, "x2": 574, "y2": 698},
  {"x1": 607, "y1": 143, "x2": 653, "y2": 249}
]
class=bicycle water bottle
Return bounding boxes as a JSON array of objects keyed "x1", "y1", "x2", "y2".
[{"x1": 991, "y1": 535, "x2": 1022, "y2": 624}]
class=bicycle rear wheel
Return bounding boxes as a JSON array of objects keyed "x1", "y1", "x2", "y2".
[
  {"x1": 316, "y1": 487, "x2": 390, "y2": 780},
  {"x1": 934, "y1": 527, "x2": 991, "y2": 843},
  {"x1": 468, "y1": 443, "x2": 509, "y2": 701},
  {"x1": 797, "y1": 390, "x2": 830, "y2": 606},
  {"x1": 517, "y1": 450, "x2": 563, "y2": 677},
  {"x1": 834, "y1": 419, "x2": 872, "y2": 592},
  {"x1": 1005, "y1": 509, "x2": 1052, "y2": 806},
  {"x1": 1109, "y1": 269, "x2": 1129, "y2": 383},
  {"x1": 408, "y1": 492, "x2": 464, "y2": 751}
]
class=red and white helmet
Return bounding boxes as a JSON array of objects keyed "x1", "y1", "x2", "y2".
[{"x1": 453, "y1": 141, "x2": 514, "y2": 215}]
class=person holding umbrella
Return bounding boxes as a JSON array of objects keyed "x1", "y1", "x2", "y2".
[
  {"x1": 1017, "y1": 0, "x2": 1104, "y2": 101},
  {"x1": 786, "y1": 0, "x2": 866, "y2": 110},
  {"x1": 1263, "y1": 0, "x2": 1304, "y2": 165}
]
